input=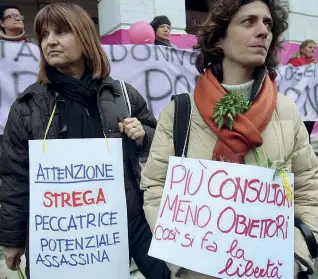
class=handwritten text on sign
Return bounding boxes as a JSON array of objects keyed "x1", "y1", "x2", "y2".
[
  {"x1": 0, "y1": 41, "x2": 199, "y2": 134},
  {"x1": 149, "y1": 157, "x2": 294, "y2": 279},
  {"x1": 2, "y1": 42, "x2": 318, "y2": 135},
  {"x1": 29, "y1": 139, "x2": 130, "y2": 279}
]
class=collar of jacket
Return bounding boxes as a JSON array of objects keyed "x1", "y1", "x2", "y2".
[
  {"x1": 99, "y1": 76, "x2": 123, "y2": 96},
  {"x1": 16, "y1": 76, "x2": 125, "y2": 140},
  {"x1": 0, "y1": 30, "x2": 26, "y2": 41},
  {"x1": 249, "y1": 66, "x2": 267, "y2": 101},
  {"x1": 155, "y1": 39, "x2": 171, "y2": 47}
]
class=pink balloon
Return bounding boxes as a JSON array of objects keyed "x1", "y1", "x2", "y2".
[{"x1": 129, "y1": 21, "x2": 155, "y2": 44}]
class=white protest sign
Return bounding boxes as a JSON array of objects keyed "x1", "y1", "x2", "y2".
[
  {"x1": 1, "y1": 41, "x2": 318, "y2": 134},
  {"x1": 107, "y1": 44, "x2": 199, "y2": 118},
  {"x1": 149, "y1": 157, "x2": 294, "y2": 279},
  {"x1": 0, "y1": 42, "x2": 199, "y2": 134},
  {"x1": 0, "y1": 41, "x2": 39, "y2": 134},
  {"x1": 276, "y1": 63, "x2": 318, "y2": 121},
  {"x1": 29, "y1": 138, "x2": 130, "y2": 279}
]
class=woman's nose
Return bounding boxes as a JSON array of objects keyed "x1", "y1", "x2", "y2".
[
  {"x1": 258, "y1": 23, "x2": 269, "y2": 39},
  {"x1": 47, "y1": 33, "x2": 57, "y2": 44}
]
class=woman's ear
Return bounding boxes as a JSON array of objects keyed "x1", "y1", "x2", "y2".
[
  {"x1": 216, "y1": 41, "x2": 223, "y2": 49},
  {"x1": 215, "y1": 41, "x2": 224, "y2": 54}
]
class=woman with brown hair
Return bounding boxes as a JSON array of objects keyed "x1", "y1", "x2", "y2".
[
  {"x1": 141, "y1": 0, "x2": 318, "y2": 279},
  {"x1": 289, "y1": 39, "x2": 317, "y2": 67},
  {"x1": 0, "y1": 3, "x2": 170, "y2": 279}
]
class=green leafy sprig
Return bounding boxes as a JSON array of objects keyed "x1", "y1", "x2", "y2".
[
  {"x1": 213, "y1": 92, "x2": 251, "y2": 130},
  {"x1": 272, "y1": 151, "x2": 293, "y2": 178}
]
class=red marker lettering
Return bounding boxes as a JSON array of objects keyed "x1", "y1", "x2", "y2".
[{"x1": 42, "y1": 188, "x2": 106, "y2": 208}]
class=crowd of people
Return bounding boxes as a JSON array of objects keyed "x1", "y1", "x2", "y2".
[{"x1": 0, "y1": 1, "x2": 317, "y2": 279}]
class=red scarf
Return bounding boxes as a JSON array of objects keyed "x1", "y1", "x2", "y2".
[{"x1": 194, "y1": 70, "x2": 278, "y2": 163}]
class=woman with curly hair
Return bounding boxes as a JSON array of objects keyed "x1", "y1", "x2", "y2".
[{"x1": 141, "y1": 0, "x2": 318, "y2": 278}]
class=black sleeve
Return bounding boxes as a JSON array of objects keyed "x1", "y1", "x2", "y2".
[
  {"x1": 125, "y1": 83, "x2": 157, "y2": 157},
  {"x1": 0, "y1": 103, "x2": 30, "y2": 248}
]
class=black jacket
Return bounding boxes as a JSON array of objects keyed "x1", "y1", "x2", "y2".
[{"x1": 0, "y1": 76, "x2": 156, "y2": 248}]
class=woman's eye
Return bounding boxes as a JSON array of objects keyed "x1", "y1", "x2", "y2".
[
  {"x1": 264, "y1": 21, "x2": 273, "y2": 30},
  {"x1": 245, "y1": 18, "x2": 252, "y2": 23},
  {"x1": 242, "y1": 18, "x2": 253, "y2": 26},
  {"x1": 57, "y1": 29, "x2": 66, "y2": 35}
]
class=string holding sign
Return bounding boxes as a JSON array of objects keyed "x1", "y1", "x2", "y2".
[
  {"x1": 279, "y1": 170, "x2": 294, "y2": 203},
  {"x1": 41, "y1": 102, "x2": 110, "y2": 153},
  {"x1": 42, "y1": 103, "x2": 56, "y2": 153}
]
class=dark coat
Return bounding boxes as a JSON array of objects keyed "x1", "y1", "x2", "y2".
[{"x1": 0, "y1": 76, "x2": 170, "y2": 279}]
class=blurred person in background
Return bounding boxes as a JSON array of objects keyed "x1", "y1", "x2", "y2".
[
  {"x1": 150, "y1": 15, "x2": 176, "y2": 47},
  {"x1": 0, "y1": 4, "x2": 32, "y2": 42},
  {"x1": 0, "y1": 4, "x2": 34, "y2": 150},
  {"x1": 289, "y1": 39, "x2": 317, "y2": 66},
  {"x1": 288, "y1": 39, "x2": 317, "y2": 142}
]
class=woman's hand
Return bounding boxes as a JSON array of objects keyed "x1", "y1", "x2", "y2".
[
  {"x1": 4, "y1": 247, "x2": 25, "y2": 270},
  {"x1": 118, "y1": 118, "x2": 145, "y2": 146}
]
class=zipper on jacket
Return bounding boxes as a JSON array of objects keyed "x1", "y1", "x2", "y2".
[{"x1": 97, "y1": 85, "x2": 111, "y2": 137}]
